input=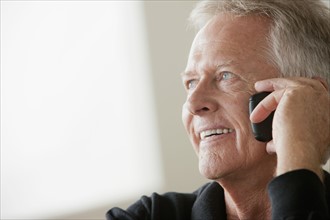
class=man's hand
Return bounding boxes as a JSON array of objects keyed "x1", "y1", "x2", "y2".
[{"x1": 250, "y1": 77, "x2": 330, "y2": 180}]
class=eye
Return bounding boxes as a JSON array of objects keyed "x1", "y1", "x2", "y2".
[
  {"x1": 186, "y1": 79, "x2": 198, "y2": 90},
  {"x1": 222, "y1": 71, "x2": 236, "y2": 80}
]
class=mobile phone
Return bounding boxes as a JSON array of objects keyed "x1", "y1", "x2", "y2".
[{"x1": 249, "y1": 92, "x2": 274, "y2": 142}]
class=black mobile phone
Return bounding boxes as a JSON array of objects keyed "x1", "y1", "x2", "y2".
[{"x1": 249, "y1": 92, "x2": 274, "y2": 142}]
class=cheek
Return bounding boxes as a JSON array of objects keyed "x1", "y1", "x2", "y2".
[
  {"x1": 182, "y1": 105, "x2": 194, "y2": 138},
  {"x1": 182, "y1": 104, "x2": 199, "y2": 153},
  {"x1": 225, "y1": 92, "x2": 251, "y2": 126},
  {"x1": 223, "y1": 92, "x2": 255, "y2": 147},
  {"x1": 181, "y1": 104, "x2": 190, "y2": 131}
]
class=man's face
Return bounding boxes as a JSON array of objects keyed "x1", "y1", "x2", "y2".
[{"x1": 182, "y1": 14, "x2": 279, "y2": 180}]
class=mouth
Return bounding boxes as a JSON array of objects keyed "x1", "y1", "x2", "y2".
[{"x1": 200, "y1": 128, "x2": 234, "y2": 140}]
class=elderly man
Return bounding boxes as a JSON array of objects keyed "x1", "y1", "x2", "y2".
[{"x1": 107, "y1": 0, "x2": 330, "y2": 219}]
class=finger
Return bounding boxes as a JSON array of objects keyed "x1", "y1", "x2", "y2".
[
  {"x1": 254, "y1": 79, "x2": 276, "y2": 92},
  {"x1": 249, "y1": 90, "x2": 284, "y2": 123},
  {"x1": 312, "y1": 76, "x2": 329, "y2": 91},
  {"x1": 255, "y1": 77, "x2": 327, "y2": 93}
]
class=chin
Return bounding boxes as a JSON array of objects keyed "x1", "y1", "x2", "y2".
[
  {"x1": 199, "y1": 164, "x2": 233, "y2": 181},
  {"x1": 198, "y1": 152, "x2": 232, "y2": 180}
]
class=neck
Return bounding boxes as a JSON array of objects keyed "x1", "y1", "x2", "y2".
[
  {"x1": 224, "y1": 185, "x2": 271, "y2": 220},
  {"x1": 217, "y1": 159, "x2": 276, "y2": 220}
]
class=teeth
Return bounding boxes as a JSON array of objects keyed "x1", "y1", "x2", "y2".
[{"x1": 200, "y1": 128, "x2": 234, "y2": 140}]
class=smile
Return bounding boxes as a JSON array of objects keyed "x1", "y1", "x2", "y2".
[{"x1": 200, "y1": 128, "x2": 234, "y2": 140}]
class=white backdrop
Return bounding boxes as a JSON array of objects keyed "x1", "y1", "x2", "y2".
[{"x1": 1, "y1": 1, "x2": 163, "y2": 219}]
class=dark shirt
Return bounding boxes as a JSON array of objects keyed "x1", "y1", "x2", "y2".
[{"x1": 106, "y1": 169, "x2": 330, "y2": 220}]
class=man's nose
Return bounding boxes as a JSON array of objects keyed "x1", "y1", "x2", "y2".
[{"x1": 185, "y1": 84, "x2": 218, "y2": 115}]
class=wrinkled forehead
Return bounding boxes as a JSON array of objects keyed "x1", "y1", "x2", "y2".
[
  {"x1": 190, "y1": 13, "x2": 271, "y2": 52},
  {"x1": 187, "y1": 13, "x2": 272, "y2": 67}
]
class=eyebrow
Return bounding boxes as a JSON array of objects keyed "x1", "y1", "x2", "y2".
[
  {"x1": 180, "y1": 60, "x2": 236, "y2": 78},
  {"x1": 180, "y1": 70, "x2": 194, "y2": 78}
]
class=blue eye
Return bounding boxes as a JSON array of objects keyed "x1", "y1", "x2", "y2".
[
  {"x1": 187, "y1": 79, "x2": 198, "y2": 90},
  {"x1": 222, "y1": 72, "x2": 235, "y2": 80}
]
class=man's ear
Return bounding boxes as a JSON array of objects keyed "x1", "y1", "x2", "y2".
[{"x1": 312, "y1": 76, "x2": 329, "y2": 91}]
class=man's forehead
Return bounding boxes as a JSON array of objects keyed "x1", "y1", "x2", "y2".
[
  {"x1": 186, "y1": 14, "x2": 271, "y2": 65},
  {"x1": 182, "y1": 13, "x2": 275, "y2": 81},
  {"x1": 196, "y1": 13, "x2": 271, "y2": 44}
]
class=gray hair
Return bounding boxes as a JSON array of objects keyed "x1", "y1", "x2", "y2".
[{"x1": 189, "y1": 0, "x2": 330, "y2": 85}]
